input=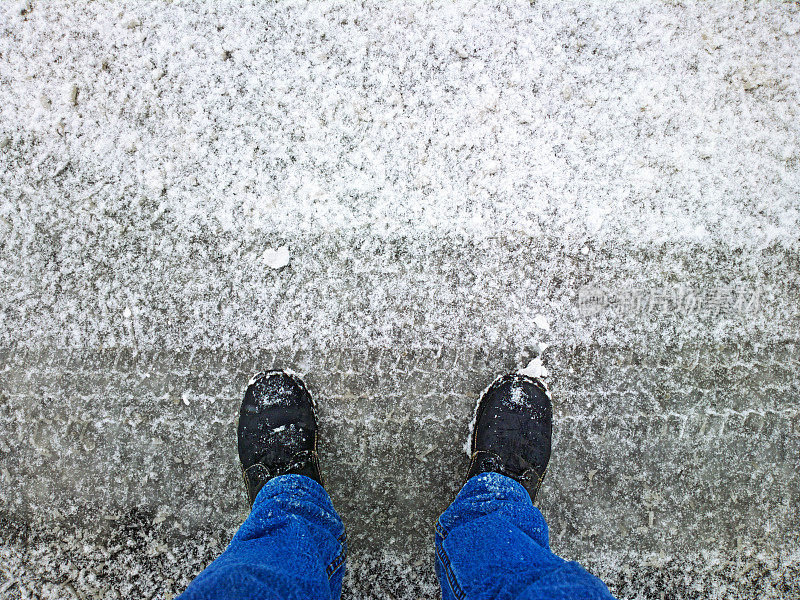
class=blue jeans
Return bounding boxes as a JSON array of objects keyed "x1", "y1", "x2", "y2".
[{"x1": 178, "y1": 473, "x2": 615, "y2": 600}]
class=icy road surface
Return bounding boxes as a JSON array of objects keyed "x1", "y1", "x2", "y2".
[{"x1": 1, "y1": 1, "x2": 799, "y2": 598}]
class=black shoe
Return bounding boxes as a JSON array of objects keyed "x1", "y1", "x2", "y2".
[
  {"x1": 237, "y1": 370, "x2": 322, "y2": 506},
  {"x1": 466, "y1": 373, "x2": 552, "y2": 502}
]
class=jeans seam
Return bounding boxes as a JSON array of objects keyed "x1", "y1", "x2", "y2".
[
  {"x1": 435, "y1": 519, "x2": 449, "y2": 540},
  {"x1": 435, "y1": 539, "x2": 466, "y2": 600},
  {"x1": 326, "y1": 531, "x2": 347, "y2": 579}
]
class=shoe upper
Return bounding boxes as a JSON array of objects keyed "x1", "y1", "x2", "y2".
[
  {"x1": 466, "y1": 373, "x2": 552, "y2": 502},
  {"x1": 237, "y1": 370, "x2": 322, "y2": 506}
]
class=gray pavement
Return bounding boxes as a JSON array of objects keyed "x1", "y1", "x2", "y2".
[{"x1": 2, "y1": 1, "x2": 800, "y2": 598}]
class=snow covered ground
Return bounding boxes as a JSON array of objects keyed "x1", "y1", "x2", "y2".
[{"x1": 1, "y1": 1, "x2": 799, "y2": 598}]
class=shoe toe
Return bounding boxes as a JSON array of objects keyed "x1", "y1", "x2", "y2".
[
  {"x1": 482, "y1": 374, "x2": 550, "y2": 416},
  {"x1": 237, "y1": 370, "x2": 317, "y2": 473},
  {"x1": 244, "y1": 371, "x2": 310, "y2": 412},
  {"x1": 474, "y1": 373, "x2": 552, "y2": 452}
]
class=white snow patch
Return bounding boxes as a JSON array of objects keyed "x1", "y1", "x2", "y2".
[
  {"x1": 533, "y1": 314, "x2": 550, "y2": 331},
  {"x1": 519, "y1": 356, "x2": 549, "y2": 379},
  {"x1": 462, "y1": 427, "x2": 475, "y2": 458},
  {"x1": 262, "y1": 246, "x2": 291, "y2": 269},
  {"x1": 248, "y1": 368, "x2": 306, "y2": 387},
  {"x1": 508, "y1": 385, "x2": 525, "y2": 406}
]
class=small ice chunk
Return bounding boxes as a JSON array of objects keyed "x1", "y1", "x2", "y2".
[
  {"x1": 123, "y1": 306, "x2": 132, "y2": 318},
  {"x1": 182, "y1": 391, "x2": 191, "y2": 406},
  {"x1": 520, "y1": 356, "x2": 549, "y2": 379},
  {"x1": 262, "y1": 246, "x2": 291, "y2": 269},
  {"x1": 533, "y1": 314, "x2": 550, "y2": 331}
]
